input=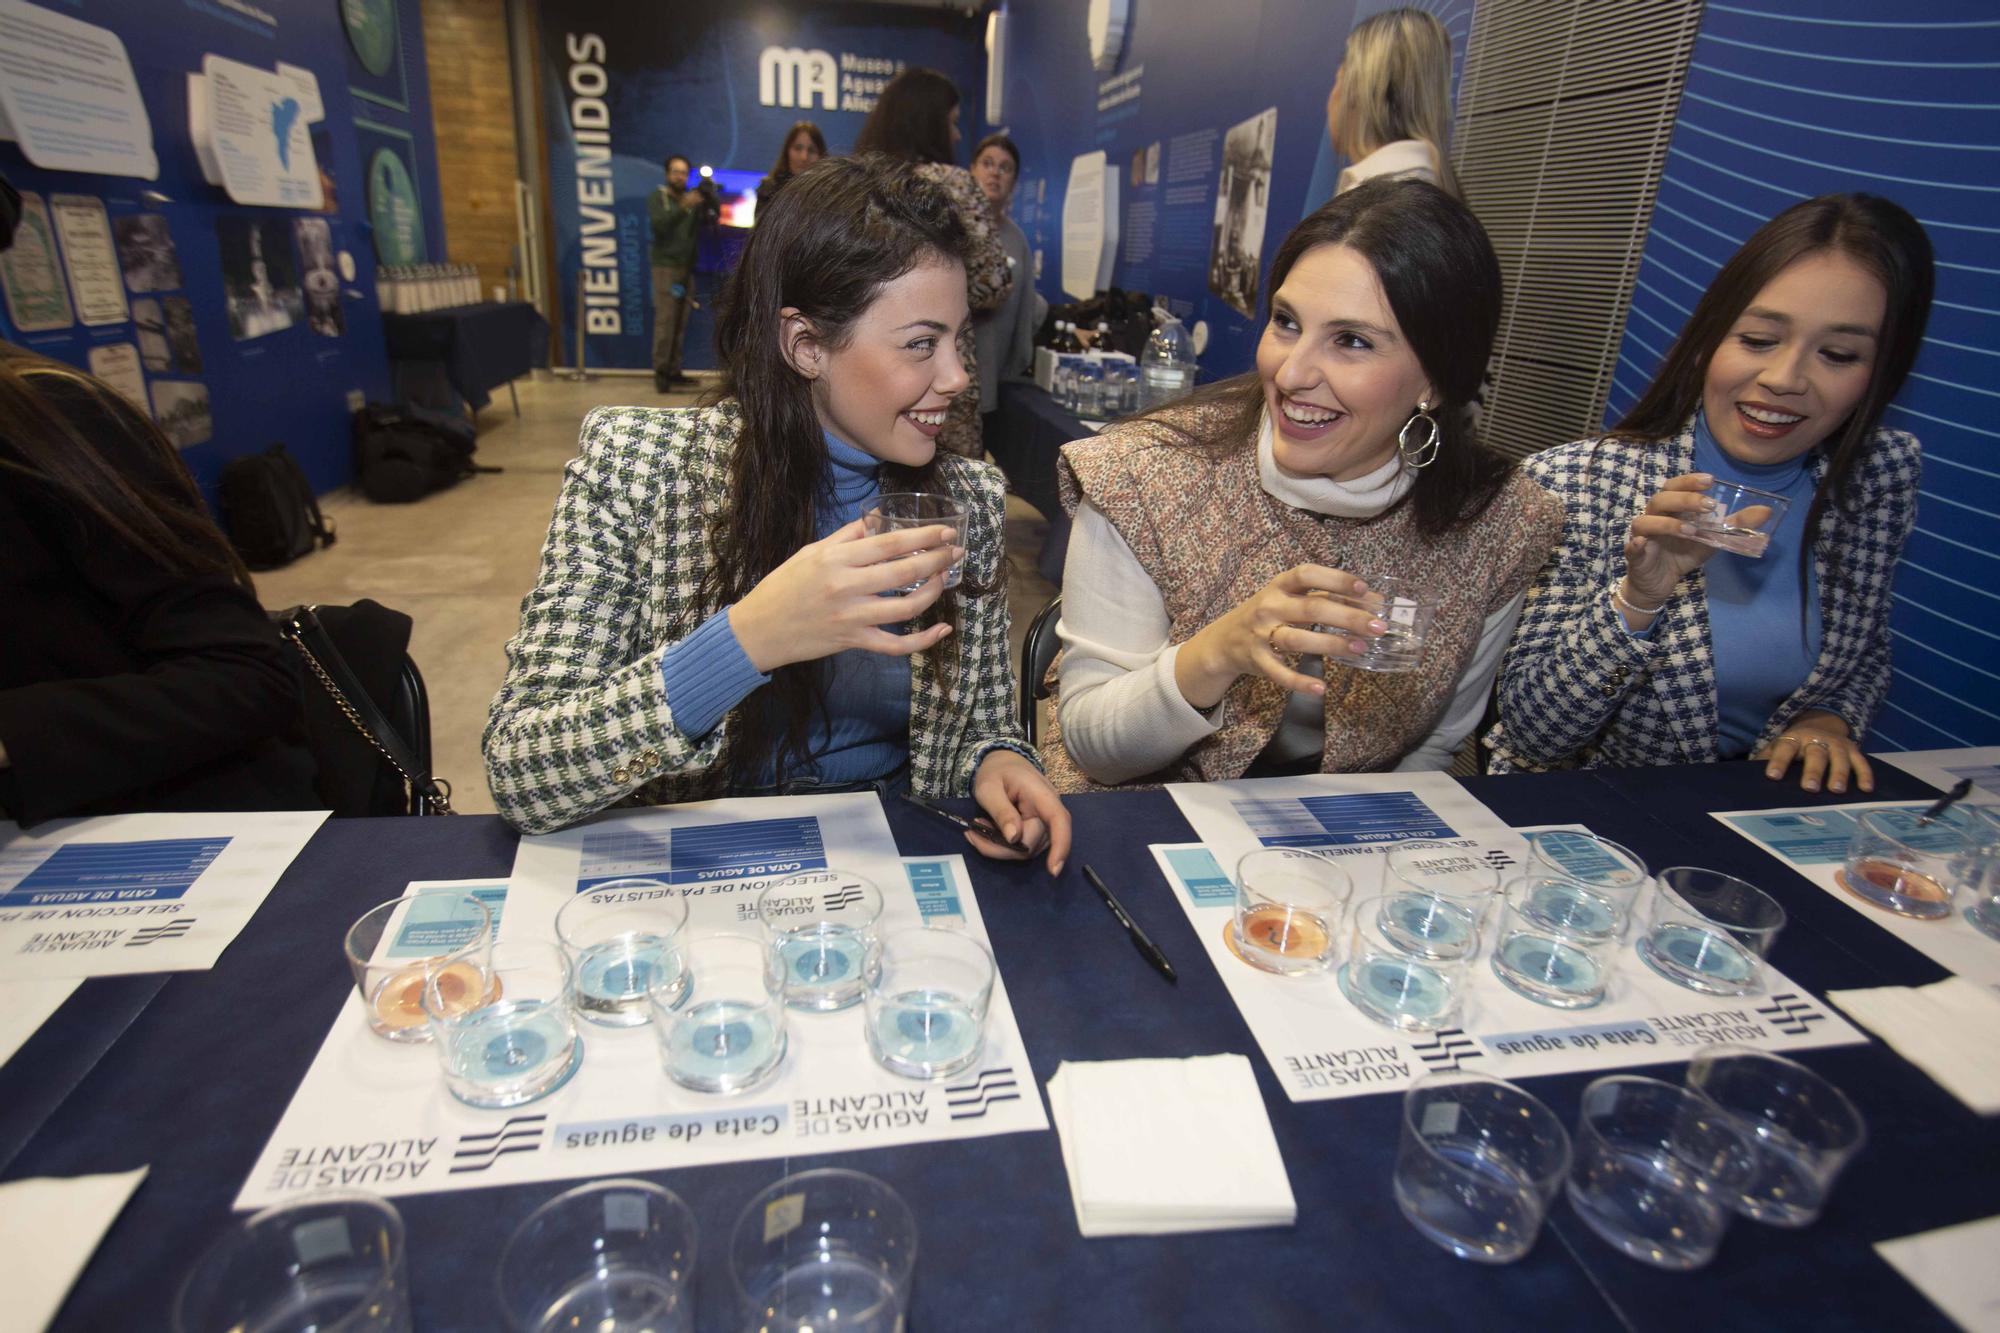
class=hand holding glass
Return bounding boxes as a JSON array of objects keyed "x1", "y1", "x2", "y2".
[
  {"x1": 1315, "y1": 574, "x2": 1436, "y2": 673},
  {"x1": 1686, "y1": 479, "x2": 1788, "y2": 558},
  {"x1": 863, "y1": 493, "x2": 967, "y2": 591}
]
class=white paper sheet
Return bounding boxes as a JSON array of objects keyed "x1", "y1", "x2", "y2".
[
  {"x1": 236, "y1": 804, "x2": 1046, "y2": 1210},
  {"x1": 0, "y1": 1167, "x2": 149, "y2": 1332},
  {"x1": 0, "y1": 978, "x2": 79, "y2": 1069},
  {"x1": 1877, "y1": 1215, "x2": 2000, "y2": 1332},
  {"x1": 85, "y1": 342, "x2": 147, "y2": 412},
  {"x1": 201, "y1": 54, "x2": 324, "y2": 210},
  {"x1": 1879, "y1": 748, "x2": 2000, "y2": 806},
  {"x1": 48, "y1": 194, "x2": 126, "y2": 326},
  {"x1": 0, "y1": 0, "x2": 157, "y2": 179},
  {"x1": 0, "y1": 810, "x2": 328, "y2": 980},
  {"x1": 1712, "y1": 802, "x2": 2000, "y2": 986}
]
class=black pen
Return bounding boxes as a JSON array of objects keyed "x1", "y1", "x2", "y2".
[
  {"x1": 1916, "y1": 777, "x2": 1974, "y2": 826},
  {"x1": 1082, "y1": 863, "x2": 1177, "y2": 985},
  {"x1": 898, "y1": 793, "x2": 1036, "y2": 856}
]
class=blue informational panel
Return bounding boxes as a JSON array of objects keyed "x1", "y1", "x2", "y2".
[
  {"x1": 536, "y1": 1, "x2": 985, "y2": 372},
  {"x1": 1607, "y1": 1, "x2": 2000, "y2": 749}
]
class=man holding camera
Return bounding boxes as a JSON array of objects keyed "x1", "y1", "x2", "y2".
[{"x1": 647, "y1": 154, "x2": 717, "y2": 391}]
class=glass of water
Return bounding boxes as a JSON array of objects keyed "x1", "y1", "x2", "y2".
[
  {"x1": 654, "y1": 931, "x2": 788, "y2": 1095},
  {"x1": 1637, "y1": 868, "x2": 1786, "y2": 997},
  {"x1": 425, "y1": 941, "x2": 584, "y2": 1110},
  {"x1": 1688, "y1": 478, "x2": 1789, "y2": 559},
  {"x1": 1566, "y1": 1075, "x2": 1758, "y2": 1270},
  {"x1": 729, "y1": 1169, "x2": 916, "y2": 1333},
  {"x1": 555, "y1": 878, "x2": 690, "y2": 1027},
  {"x1": 1379, "y1": 840, "x2": 1501, "y2": 961},
  {"x1": 1841, "y1": 806, "x2": 1975, "y2": 920},
  {"x1": 496, "y1": 1179, "x2": 697, "y2": 1333},
  {"x1": 864, "y1": 493, "x2": 967, "y2": 591},
  {"x1": 1339, "y1": 894, "x2": 1471, "y2": 1032},
  {"x1": 1316, "y1": 574, "x2": 1436, "y2": 673},
  {"x1": 865, "y1": 927, "x2": 994, "y2": 1080},
  {"x1": 174, "y1": 1192, "x2": 411, "y2": 1333},
  {"x1": 1489, "y1": 881, "x2": 1620, "y2": 1009},
  {"x1": 1521, "y1": 830, "x2": 1649, "y2": 942},
  {"x1": 344, "y1": 890, "x2": 493, "y2": 1043},
  {"x1": 1231, "y1": 849, "x2": 1351, "y2": 976},
  {"x1": 1394, "y1": 1072, "x2": 1571, "y2": 1264},
  {"x1": 758, "y1": 871, "x2": 884, "y2": 1012},
  {"x1": 1956, "y1": 806, "x2": 2000, "y2": 942},
  {"x1": 1684, "y1": 1046, "x2": 1867, "y2": 1228}
]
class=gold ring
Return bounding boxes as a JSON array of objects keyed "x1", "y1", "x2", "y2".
[
  {"x1": 1802, "y1": 737, "x2": 1832, "y2": 752},
  {"x1": 1268, "y1": 626, "x2": 1285, "y2": 654}
]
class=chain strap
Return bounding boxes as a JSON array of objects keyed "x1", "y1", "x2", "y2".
[{"x1": 283, "y1": 625, "x2": 453, "y2": 815}]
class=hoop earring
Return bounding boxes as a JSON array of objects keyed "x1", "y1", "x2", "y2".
[{"x1": 1397, "y1": 401, "x2": 1440, "y2": 469}]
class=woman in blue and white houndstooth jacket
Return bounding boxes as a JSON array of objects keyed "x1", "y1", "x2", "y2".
[{"x1": 1488, "y1": 194, "x2": 1935, "y2": 796}]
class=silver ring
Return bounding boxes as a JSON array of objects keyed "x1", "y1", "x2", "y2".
[{"x1": 1802, "y1": 737, "x2": 1832, "y2": 752}]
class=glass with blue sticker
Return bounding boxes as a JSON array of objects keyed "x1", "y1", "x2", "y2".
[
  {"x1": 863, "y1": 493, "x2": 966, "y2": 592},
  {"x1": 1340, "y1": 893, "x2": 1470, "y2": 1031},
  {"x1": 654, "y1": 931, "x2": 788, "y2": 1095},
  {"x1": 173, "y1": 1192, "x2": 411, "y2": 1333},
  {"x1": 426, "y1": 941, "x2": 584, "y2": 1110},
  {"x1": 1521, "y1": 831, "x2": 1649, "y2": 944},
  {"x1": 555, "y1": 878, "x2": 690, "y2": 1027},
  {"x1": 1490, "y1": 878, "x2": 1620, "y2": 1009},
  {"x1": 757, "y1": 871, "x2": 883, "y2": 1012},
  {"x1": 865, "y1": 927, "x2": 994, "y2": 1080},
  {"x1": 496, "y1": 1179, "x2": 697, "y2": 1333},
  {"x1": 1395, "y1": 1072, "x2": 1571, "y2": 1264},
  {"x1": 1379, "y1": 840, "x2": 1501, "y2": 961},
  {"x1": 1637, "y1": 868, "x2": 1785, "y2": 997}
]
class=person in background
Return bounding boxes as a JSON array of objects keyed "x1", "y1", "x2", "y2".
[
  {"x1": 1043, "y1": 179, "x2": 1561, "y2": 789},
  {"x1": 647, "y1": 153, "x2": 718, "y2": 392},
  {"x1": 1489, "y1": 195, "x2": 1934, "y2": 796},
  {"x1": 758, "y1": 120, "x2": 827, "y2": 207},
  {"x1": 969, "y1": 132, "x2": 1040, "y2": 426},
  {"x1": 0, "y1": 182, "x2": 318, "y2": 824},
  {"x1": 486, "y1": 156, "x2": 1069, "y2": 868},
  {"x1": 1328, "y1": 8, "x2": 1458, "y2": 196},
  {"x1": 854, "y1": 68, "x2": 1012, "y2": 459}
]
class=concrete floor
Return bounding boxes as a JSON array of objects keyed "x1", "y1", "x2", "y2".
[{"x1": 256, "y1": 374, "x2": 1059, "y2": 814}]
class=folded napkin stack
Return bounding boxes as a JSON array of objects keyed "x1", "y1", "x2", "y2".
[
  {"x1": 1045, "y1": 1054, "x2": 1297, "y2": 1237},
  {"x1": 1826, "y1": 977, "x2": 2000, "y2": 1115}
]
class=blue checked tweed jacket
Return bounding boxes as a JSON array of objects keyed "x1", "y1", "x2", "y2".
[
  {"x1": 1486, "y1": 422, "x2": 1920, "y2": 772},
  {"x1": 484, "y1": 402, "x2": 1035, "y2": 834}
]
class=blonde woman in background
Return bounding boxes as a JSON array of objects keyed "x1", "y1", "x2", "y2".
[{"x1": 1328, "y1": 8, "x2": 1458, "y2": 196}]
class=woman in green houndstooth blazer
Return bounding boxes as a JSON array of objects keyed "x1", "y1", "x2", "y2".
[{"x1": 484, "y1": 157, "x2": 1069, "y2": 869}]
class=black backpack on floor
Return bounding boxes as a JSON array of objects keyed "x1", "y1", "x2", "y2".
[
  {"x1": 221, "y1": 443, "x2": 336, "y2": 569},
  {"x1": 353, "y1": 402, "x2": 479, "y2": 503}
]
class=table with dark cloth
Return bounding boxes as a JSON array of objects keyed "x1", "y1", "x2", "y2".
[
  {"x1": 382, "y1": 302, "x2": 550, "y2": 414},
  {"x1": 11, "y1": 763, "x2": 1995, "y2": 1330},
  {"x1": 986, "y1": 381, "x2": 1103, "y2": 587}
]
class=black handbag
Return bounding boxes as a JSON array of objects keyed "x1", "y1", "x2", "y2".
[{"x1": 276, "y1": 603, "x2": 454, "y2": 816}]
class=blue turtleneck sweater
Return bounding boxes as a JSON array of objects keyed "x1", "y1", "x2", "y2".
[{"x1": 658, "y1": 432, "x2": 913, "y2": 787}]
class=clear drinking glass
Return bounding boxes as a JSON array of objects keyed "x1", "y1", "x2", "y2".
[
  {"x1": 758, "y1": 871, "x2": 885, "y2": 1012},
  {"x1": 729, "y1": 1170, "x2": 916, "y2": 1333},
  {"x1": 1395, "y1": 1072, "x2": 1571, "y2": 1264},
  {"x1": 1637, "y1": 868, "x2": 1786, "y2": 997},
  {"x1": 496, "y1": 1180, "x2": 698, "y2": 1333},
  {"x1": 1338, "y1": 893, "x2": 1471, "y2": 1032},
  {"x1": 1231, "y1": 849, "x2": 1351, "y2": 975},
  {"x1": 1687, "y1": 479, "x2": 1790, "y2": 558},
  {"x1": 1520, "y1": 831, "x2": 1649, "y2": 943},
  {"x1": 343, "y1": 890, "x2": 493, "y2": 1042},
  {"x1": 173, "y1": 1192, "x2": 411, "y2": 1333},
  {"x1": 1316, "y1": 574, "x2": 1437, "y2": 673},
  {"x1": 555, "y1": 878, "x2": 691, "y2": 1027},
  {"x1": 1685, "y1": 1046, "x2": 1867, "y2": 1228},
  {"x1": 654, "y1": 931, "x2": 788, "y2": 1095},
  {"x1": 1956, "y1": 806, "x2": 2000, "y2": 941},
  {"x1": 426, "y1": 941, "x2": 584, "y2": 1110},
  {"x1": 1379, "y1": 841, "x2": 1501, "y2": 961},
  {"x1": 1566, "y1": 1076, "x2": 1758, "y2": 1271},
  {"x1": 864, "y1": 927, "x2": 994, "y2": 1080},
  {"x1": 1841, "y1": 806, "x2": 1976, "y2": 920},
  {"x1": 1489, "y1": 883, "x2": 1620, "y2": 1009},
  {"x1": 863, "y1": 493, "x2": 967, "y2": 591}
]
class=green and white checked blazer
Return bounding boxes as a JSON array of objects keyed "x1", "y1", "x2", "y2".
[{"x1": 484, "y1": 401, "x2": 1035, "y2": 834}]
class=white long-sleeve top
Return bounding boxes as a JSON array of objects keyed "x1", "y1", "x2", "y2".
[{"x1": 1055, "y1": 419, "x2": 1525, "y2": 785}]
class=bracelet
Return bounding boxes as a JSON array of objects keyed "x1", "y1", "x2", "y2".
[{"x1": 1611, "y1": 583, "x2": 1665, "y2": 617}]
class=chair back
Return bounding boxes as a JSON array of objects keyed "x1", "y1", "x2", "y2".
[{"x1": 1020, "y1": 594, "x2": 1063, "y2": 746}]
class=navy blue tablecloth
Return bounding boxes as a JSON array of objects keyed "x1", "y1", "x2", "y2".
[
  {"x1": 383, "y1": 302, "x2": 549, "y2": 413},
  {"x1": 11, "y1": 764, "x2": 1991, "y2": 1331}
]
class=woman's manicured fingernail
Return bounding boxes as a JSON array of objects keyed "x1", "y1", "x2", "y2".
[
  {"x1": 1805, "y1": 780, "x2": 1819, "y2": 792},
  {"x1": 1369, "y1": 619, "x2": 1388, "y2": 633}
]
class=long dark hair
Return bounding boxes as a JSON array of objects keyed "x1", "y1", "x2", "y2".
[
  {"x1": 767, "y1": 120, "x2": 827, "y2": 183},
  {"x1": 1613, "y1": 193, "x2": 1934, "y2": 563},
  {"x1": 705, "y1": 155, "x2": 972, "y2": 785},
  {"x1": 852, "y1": 68, "x2": 960, "y2": 166},
  {"x1": 1144, "y1": 176, "x2": 1513, "y2": 537},
  {"x1": 0, "y1": 341, "x2": 250, "y2": 586}
]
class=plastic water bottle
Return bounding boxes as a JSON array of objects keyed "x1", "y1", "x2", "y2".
[
  {"x1": 1139, "y1": 314, "x2": 1196, "y2": 412},
  {"x1": 1076, "y1": 359, "x2": 1103, "y2": 419}
]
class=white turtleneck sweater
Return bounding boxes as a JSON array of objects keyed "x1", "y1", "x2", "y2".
[{"x1": 1054, "y1": 416, "x2": 1525, "y2": 784}]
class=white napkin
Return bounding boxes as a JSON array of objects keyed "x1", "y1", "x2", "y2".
[
  {"x1": 1876, "y1": 1215, "x2": 2000, "y2": 1332},
  {"x1": 1826, "y1": 978, "x2": 2000, "y2": 1115},
  {"x1": 1046, "y1": 1055, "x2": 1296, "y2": 1237},
  {"x1": 0, "y1": 980, "x2": 80, "y2": 1070},
  {"x1": 0, "y1": 1167, "x2": 149, "y2": 1332}
]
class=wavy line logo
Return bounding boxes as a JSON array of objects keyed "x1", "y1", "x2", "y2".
[
  {"x1": 449, "y1": 1114, "x2": 547, "y2": 1173},
  {"x1": 944, "y1": 1066, "x2": 1021, "y2": 1120},
  {"x1": 126, "y1": 919, "x2": 196, "y2": 946},
  {"x1": 822, "y1": 887, "x2": 865, "y2": 911},
  {"x1": 1409, "y1": 1029, "x2": 1483, "y2": 1072},
  {"x1": 1482, "y1": 848, "x2": 1518, "y2": 870},
  {"x1": 1756, "y1": 993, "x2": 1827, "y2": 1037}
]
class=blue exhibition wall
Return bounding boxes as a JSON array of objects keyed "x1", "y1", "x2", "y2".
[
  {"x1": 537, "y1": 0, "x2": 986, "y2": 372},
  {"x1": 1607, "y1": 2, "x2": 2000, "y2": 749},
  {"x1": 0, "y1": 0, "x2": 445, "y2": 508}
]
